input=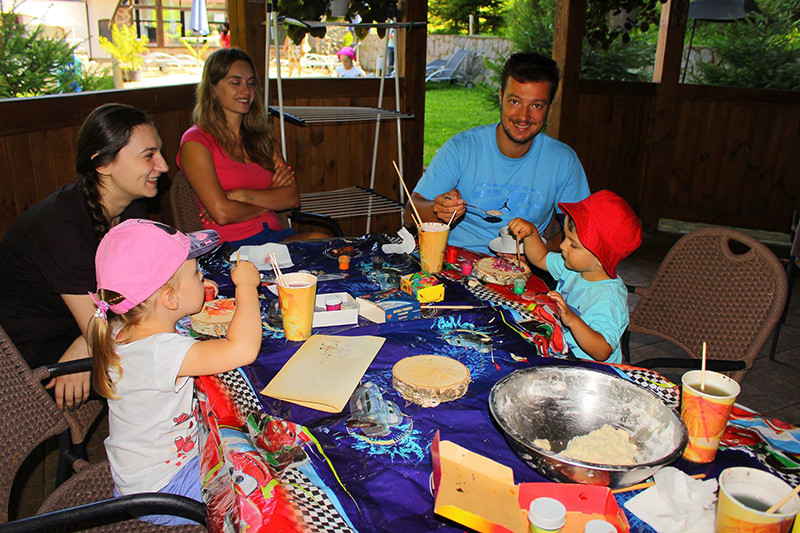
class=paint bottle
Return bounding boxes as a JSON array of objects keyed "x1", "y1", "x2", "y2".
[
  {"x1": 445, "y1": 246, "x2": 458, "y2": 263},
  {"x1": 528, "y1": 497, "x2": 566, "y2": 533},
  {"x1": 513, "y1": 277, "x2": 526, "y2": 294},
  {"x1": 338, "y1": 255, "x2": 350, "y2": 270},
  {"x1": 204, "y1": 285, "x2": 215, "y2": 302},
  {"x1": 583, "y1": 519, "x2": 616, "y2": 533},
  {"x1": 461, "y1": 261, "x2": 473, "y2": 276},
  {"x1": 325, "y1": 294, "x2": 343, "y2": 311}
]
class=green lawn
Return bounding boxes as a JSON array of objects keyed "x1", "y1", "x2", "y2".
[{"x1": 423, "y1": 84, "x2": 499, "y2": 166}]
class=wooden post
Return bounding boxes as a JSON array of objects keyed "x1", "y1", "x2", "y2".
[
  {"x1": 549, "y1": 0, "x2": 586, "y2": 146},
  {"x1": 638, "y1": 0, "x2": 689, "y2": 229},
  {"x1": 228, "y1": 0, "x2": 267, "y2": 83},
  {"x1": 402, "y1": 0, "x2": 428, "y2": 186}
]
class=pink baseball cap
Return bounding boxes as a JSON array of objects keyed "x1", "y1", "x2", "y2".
[
  {"x1": 95, "y1": 219, "x2": 219, "y2": 314},
  {"x1": 337, "y1": 46, "x2": 356, "y2": 59},
  {"x1": 558, "y1": 190, "x2": 642, "y2": 278}
]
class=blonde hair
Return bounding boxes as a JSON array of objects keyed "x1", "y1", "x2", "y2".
[
  {"x1": 193, "y1": 48, "x2": 276, "y2": 171},
  {"x1": 89, "y1": 276, "x2": 179, "y2": 399}
]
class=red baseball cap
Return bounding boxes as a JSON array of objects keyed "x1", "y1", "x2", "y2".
[{"x1": 558, "y1": 190, "x2": 642, "y2": 278}]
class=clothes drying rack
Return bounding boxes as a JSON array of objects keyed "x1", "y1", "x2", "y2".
[{"x1": 264, "y1": 3, "x2": 422, "y2": 233}]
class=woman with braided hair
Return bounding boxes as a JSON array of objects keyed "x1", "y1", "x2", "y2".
[{"x1": 0, "y1": 103, "x2": 168, "y2": 410}]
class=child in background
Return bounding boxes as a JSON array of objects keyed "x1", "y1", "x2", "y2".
[
  {"x1": 508, "y1": 190, "x2": 642, "y2": 364},
  {"x1": 335, "y1": 46, "x2": 365, "y2": 78},
  {"x1": 88, "y1": 219, "x2": 262, "y2": 525}
]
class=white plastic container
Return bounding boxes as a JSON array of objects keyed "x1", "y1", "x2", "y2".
[
  {"x1": 528, "y1": 497, "x2": 566, "y2": 533},
  {"x1": 584, "y1": 519, "x2": 617, "y2": 532}
]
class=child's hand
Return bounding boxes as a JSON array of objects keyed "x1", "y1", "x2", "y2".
[
  {"x1": 547, "y1": 291, "x2": 576, "y2": 327},
  {"x1": 231, "y1": 261, "x2": 261, "y2": 288},
  {"x1": 508, "y1": 218, "x2": 538, "y2": 242},
  {"x1": 203, "y1": 279, "x2": 219, "y2": 299}
]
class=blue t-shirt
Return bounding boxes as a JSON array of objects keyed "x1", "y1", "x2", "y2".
[
  {"x1": 414, "y1": 124, "x2": 590, "y2": 254},
  {"x1": 546, "y1": 253, "x2": 628, "y2": 364}
]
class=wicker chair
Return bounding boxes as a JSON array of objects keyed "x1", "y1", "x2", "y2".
[
  {"x1": 622, "y1": 227, "x2": 787, "y2": 383},
  {"x1": 169, "y1": 170, "x2": 343, "y2": 237},
  {"x1": 0, "y1": 327, "x2": 205, "y2": 531}
]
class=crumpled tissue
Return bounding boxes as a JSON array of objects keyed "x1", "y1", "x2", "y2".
[
  {"x1": 624, "y1": 467, "x2": 718, "y2": 533},
  {"x1": 381, "y1": 227, "x2": 416, "y2": 255}
]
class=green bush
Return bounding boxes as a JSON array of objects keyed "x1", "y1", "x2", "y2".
[
  {"x1": 428, "y1": 0, "x2": 506, "y2": 35},
  {"x1": 0, "y1": 10, "x2": 87, "y2": 98},
  {"x1": 99, "y1": 24, "x2": 147, "y2": 72},
  {"x1": 691, "y1": 8, "x2": 800, "y2": 90}
]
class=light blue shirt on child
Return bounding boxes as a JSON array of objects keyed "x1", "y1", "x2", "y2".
[
  {"x1": 546, "y1": 252, "x2": 629, "y2": 364},
  {"x1": 414, "y1": 124, "x2": 589, "y2": 254}
]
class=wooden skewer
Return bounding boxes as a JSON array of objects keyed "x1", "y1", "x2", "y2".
[
  {"x1": 515, "y1": 234, "x2": 521, "y2": 266},
  {"x1": 237, "y1": 249, "x2": 241, "y2": 266},
  {"x1": 766, "y1": 482, "x2": 800, "y2": 514},
  {"x1": 701, "y1": 341, "x2": 707, "y2": 392},
  {"x1": 421, "y1": 305, "x2": 479, "y2": 310},
  {"x1": 393, "y1": 161, "x2": 424, "y2": 230},
  {"x1": 612, "y1": 473, "x2": 706, "y2": 494}
]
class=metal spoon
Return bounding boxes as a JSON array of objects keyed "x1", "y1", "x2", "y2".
[{"x1": 466, "y1": 204, "x2": 504, "y2": 218}]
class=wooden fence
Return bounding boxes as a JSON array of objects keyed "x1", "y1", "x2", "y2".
[
  {"x1": 572, "y1": 80, "x2": 800, "y2": 233},
  {"x1": 0, "y1": 78, "x2": 416, "y2": 239}
]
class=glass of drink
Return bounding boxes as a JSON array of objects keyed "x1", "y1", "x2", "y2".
[
  {"x1": 418, "y1": 222, "x2": 449, "y2": 273},
  {"x1": 716, "y1": 467, "x2": 800, "y2": 532},
  {"x1": 680, "y1": 369, "x2": 740, "y2": 463},
  {"x1": 276, "y1": 272, "x2": 317, "y2": 341}
]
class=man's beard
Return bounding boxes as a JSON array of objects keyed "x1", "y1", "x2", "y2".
[{"x1": 501, "y1": 120, "x2": 538, "y2": 146}]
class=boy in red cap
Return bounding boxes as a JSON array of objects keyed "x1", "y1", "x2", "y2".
[{"x1": 509, "y1": 190, "x2": 642, "y2": 363}]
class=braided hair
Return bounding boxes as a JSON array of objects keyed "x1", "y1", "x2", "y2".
[{"x1": 75, "y1": 104, "x2": 155, "y2": 241}]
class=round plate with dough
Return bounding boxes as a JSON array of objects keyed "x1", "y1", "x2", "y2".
[{"x1": 392, "y1": 355, "x2": 471, "y2": 408}]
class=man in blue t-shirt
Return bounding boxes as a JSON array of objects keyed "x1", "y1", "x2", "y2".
[{"x1": 404, "y1": 53, "x2": 590, "y2": 254}]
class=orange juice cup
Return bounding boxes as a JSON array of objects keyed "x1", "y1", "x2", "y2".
[
  {"x1": 419, "y1": 222, "x2": 449, "y2": 273},
  {"x1": 277, "y1": 272, "x2": 317, "y2": 341},
  {"x1": 680, "y1": 369, "x2": 740, "y2": 463},
  {"x1": 716, "y1": 467, "x2": 800, "y2": 532}
]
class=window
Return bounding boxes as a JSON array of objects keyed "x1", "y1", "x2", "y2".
[{"x1": 125, "y1": 0, "x2": 227, "y2": 48}]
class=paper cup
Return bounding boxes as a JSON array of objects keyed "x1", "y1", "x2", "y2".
[
  {"x1": 277, "y1": 272, "x2": 317, "y2": 341},
  {"x1": 419, "y1": 222, "x2": 449, "y2": 273},
  {"x1": 716, "y1": 467, "x2": 800, "y2": 532},
  {"x1": 680, "y1": 370, "x2": 740, "y2": 463}
]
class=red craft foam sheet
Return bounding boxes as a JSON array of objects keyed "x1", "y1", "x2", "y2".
[{"x1": 431, "y1": 432, "x2": 630, "y2": 533}]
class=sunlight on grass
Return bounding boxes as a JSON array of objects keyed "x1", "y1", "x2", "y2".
[{"x1": 424, "y1": 84, "x2": 498, "y2": 166}]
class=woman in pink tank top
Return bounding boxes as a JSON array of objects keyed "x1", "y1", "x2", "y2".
[{"x1": 178, "y1": 48, "x2": 326, "y2": 246}]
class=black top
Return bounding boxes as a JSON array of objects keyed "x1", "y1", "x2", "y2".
[{"x1": 0, "y1": 183, "x2": 146, "y2": 366}]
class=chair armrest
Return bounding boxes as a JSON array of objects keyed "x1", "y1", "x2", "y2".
[
  {"x1": 32, "y1": 358, "x2": 93, "y2": 382},
  {"x1": 290, "y1": 210, "x2": 344, "y2": 237},
  {"x1": 636, "y1": 357, "x2": 746, "y2": 372},
  {"x1": 626, "y1": 285, "x2": 652, "y2": 299},
  {"x1": 0, "y1": 494, "x2": 206, "y2": 532}
]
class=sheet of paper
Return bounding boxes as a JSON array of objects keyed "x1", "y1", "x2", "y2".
[{"x1": 260, "y1": 335, "x2": 385, "y2": 413}]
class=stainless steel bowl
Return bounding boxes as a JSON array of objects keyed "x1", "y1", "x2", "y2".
[{"x1": 489, "y1": 365, "x2": 688, "y2": 488}]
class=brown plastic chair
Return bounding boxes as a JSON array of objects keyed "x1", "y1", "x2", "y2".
[
  {"x1": 169, "y1": 170, "x2": 344, "y2": 237},
  {"x1": 767, "y1": 220, "x2": 800, "y2": 360},
  {"x1": 0, "y1": 326, "x2": 205, "y2": 531},
  {"x1": 623, "y1": 227, "x2": 787, "y2": 383}
]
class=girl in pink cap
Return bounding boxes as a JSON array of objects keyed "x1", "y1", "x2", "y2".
[
  {"x1": 509, "y1": 190, "x2": 642, "y2": 364},
  {"x1": 335, "y1": 46, "x2": 365, "y2": 78},
  {"x1": 88, "y1": 219, "x2": 262, "y2": 525}
]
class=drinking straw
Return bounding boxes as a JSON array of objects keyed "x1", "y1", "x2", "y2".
[
  {"x1": 612, "y1": 473, "x2": 706, "y2": 494},
  {"x1": 701, "y1": 341, "x2": 707, "y2": 392},
  {"x1": 393, "y1": 161, "x2": 423, "y2": 229},
  {"x1": 447, "y1": 209, "x2": 457, "y2": 228},
  {"x1": 766, "y1": 482, "x2": 800, "y2": 514},
  {"x1": 269, "y1": 252, "x2": 288, "y2": 286},
  {"x1": 421, "y1": 305, "x2": 478, "y2": 310}
]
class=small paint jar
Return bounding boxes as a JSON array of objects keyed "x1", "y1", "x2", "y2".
[
  {"x1": 204, "y1": 285, "x2": 215, "y2": 302},
  {"x1": 513, "y1": 277, "x2": 526, "y2": 294},
  {"x1": 528, "y1": 497, "x2": 566, "y2": 533},
  {"x1": 583, "y1": 519, "x2": 617, "y2": 533},
  {"x1": 324, "y1": 294, "x2": 342, "y2": 311},
  {"x1": 372, "y1": 254, "x2": 384, "y2": 268},
  {"x1": 338, "y1": 255, "x2": 350, "y2": 270},
  {"x1": 445, "y1": 246, "x2": 458, "y2": 263},
  {"x1": 461, "y1": 261, "x2": 473, "y2": 276}
]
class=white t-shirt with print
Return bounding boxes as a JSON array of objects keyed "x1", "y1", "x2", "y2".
[
  {"x1": 105, "y1": 332, "x2": 198, "y2": 495},
  {"x1": 336, "y1": 65, "x2": 365, "y2": 78}
]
